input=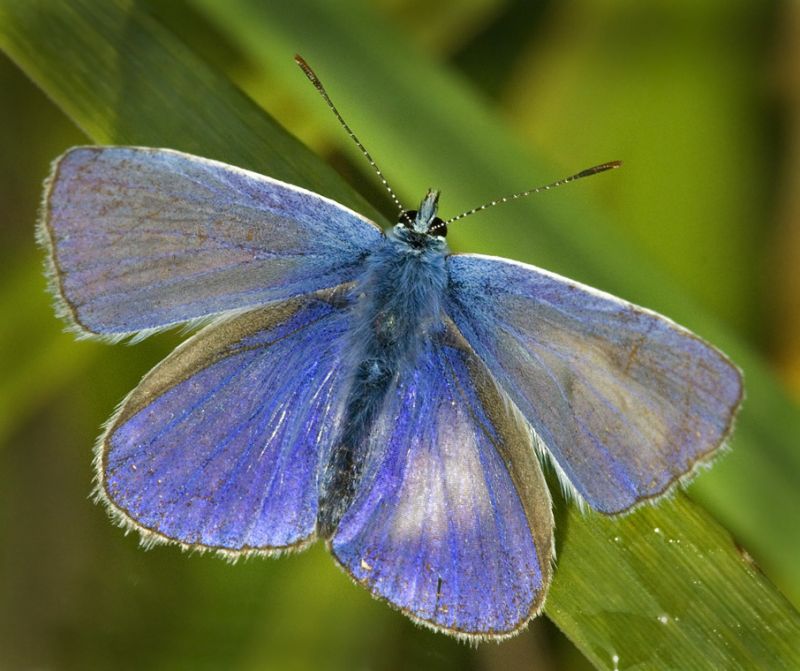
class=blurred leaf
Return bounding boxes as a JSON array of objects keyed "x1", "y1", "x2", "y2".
[
  {"x1": 0, "y1": 1, "x2": 798, "y2": 669},
  {"x1": 373, "y1": 0, "x2": 504, "y2": 54},
  {"x1": 0, "y1": 257, "x2": 97, "y2": 445},
  {"x1": 503, "y1": 0, "x2": 767, "y2": 338},
  {"x1": 771, "y1": 1, "x2": 800, "y2": 399},
  {"x1": 0, "y1": 0, "x2": 378, "y2": 220}
]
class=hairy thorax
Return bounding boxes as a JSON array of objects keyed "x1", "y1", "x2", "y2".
[{"x1": 355, "y1": 226, "x2": 448, "y2": 361}]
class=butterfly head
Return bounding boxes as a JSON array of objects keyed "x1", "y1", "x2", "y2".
[{"x1": 398, "y1": 189, "x2": 447, "y2": 238}]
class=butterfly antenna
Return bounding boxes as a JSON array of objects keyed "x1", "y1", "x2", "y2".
[
  {"x1": 295, "y1": 55, "x2": 408, "y2": 220},
  {"x1": 443, "y1": 161, "x2": 622, "y2": 226}
]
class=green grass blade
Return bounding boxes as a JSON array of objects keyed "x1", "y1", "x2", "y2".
[
  {"x1": 0, "y1": 0, "x2": 378, "y2": 219},
  {"x1": 551, "y1": 495, "x2": 798, "y2": 669},
  {"x1": 1, "y1": 1, "x2": 798, "y2": 669}
]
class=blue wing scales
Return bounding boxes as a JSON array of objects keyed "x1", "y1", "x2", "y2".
[
  {"x1": 98, "y1": 289, "x2": 353, "y2": 553},
  {"x1": 446, "y1": 254, "x2": 743, "y2": 514},
  {"x1": 41, "y1": 147, "x2": 381, "y2": 337},
  {"x1": 331, "y1": 326, "x2": 553, "y2": 639}
]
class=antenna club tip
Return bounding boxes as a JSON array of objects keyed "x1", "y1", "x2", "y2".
[
  {"x1": 294, "y1": 54, "x2": 318, "y2": 82},
  {"x1": 575, "y1": 160, "x2": 623, "y2": 179}
]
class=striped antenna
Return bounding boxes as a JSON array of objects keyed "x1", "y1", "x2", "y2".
[
  {"x1": 442, "y1": 161, "x2": 622, "y2": 227},
  {"x1": 295, "y1": 55, "x2": 407, "y2": 219}
]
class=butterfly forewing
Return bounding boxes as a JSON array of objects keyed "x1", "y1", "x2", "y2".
[
  {"x1": 330, "y1": 326, "x2": 553, "y2": 640},
  {"x1": 99, "y1": 289, "x2": 353, "y2": 553},
  {"x1": 41, "y1": 147, "x2": 381, "y2": 338},
  {"x1": 446, "y1": 254, "x2": 743, "y2": 514}
]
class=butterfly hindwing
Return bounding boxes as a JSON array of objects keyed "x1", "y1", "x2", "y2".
[
  {"x1": 98, "y1": 289, "x2": 353, "y2": 553},
  {"x1": 446, "y1": 254, "x2": 743, "y2": 514},
  {"x1": 330, "y1": 325, "x2": 553, "y2": 639},
  {"x1": 41, "y1": 147, "x2": 381, "y2": 338}
]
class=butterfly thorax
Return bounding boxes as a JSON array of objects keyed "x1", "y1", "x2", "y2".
[{"x1": 317, "y1": 222, "x2": 449, "y2": 538}]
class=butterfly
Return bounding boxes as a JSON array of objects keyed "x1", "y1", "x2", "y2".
[{"x1": 38, "y1": 56, "x2": 743, "y2": 641}]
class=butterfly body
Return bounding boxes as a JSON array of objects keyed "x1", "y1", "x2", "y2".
[{"x1": 318, "y1": 214, "x2": 449, "y2": 537}]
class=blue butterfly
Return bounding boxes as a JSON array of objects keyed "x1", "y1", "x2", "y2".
[{"x1": 39, "y1": 57, "x2": 742, "y2": 641}]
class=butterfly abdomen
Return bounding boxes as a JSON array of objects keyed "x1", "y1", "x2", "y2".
[{"x1": 317, "y1": 226, "x2": 449, "y2": 538}]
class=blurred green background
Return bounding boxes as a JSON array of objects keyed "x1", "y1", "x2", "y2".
[{"x1": 1, "y1": 1, "x2": 799, "y2": 669}]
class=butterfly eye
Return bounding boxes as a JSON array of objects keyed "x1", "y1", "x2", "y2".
[
  {"x1": 398, "y1": 210, "x2": 417, "y2": 229},
  {"x1": 429, "y1": 217, "x2": 447, "y2": 237}
]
